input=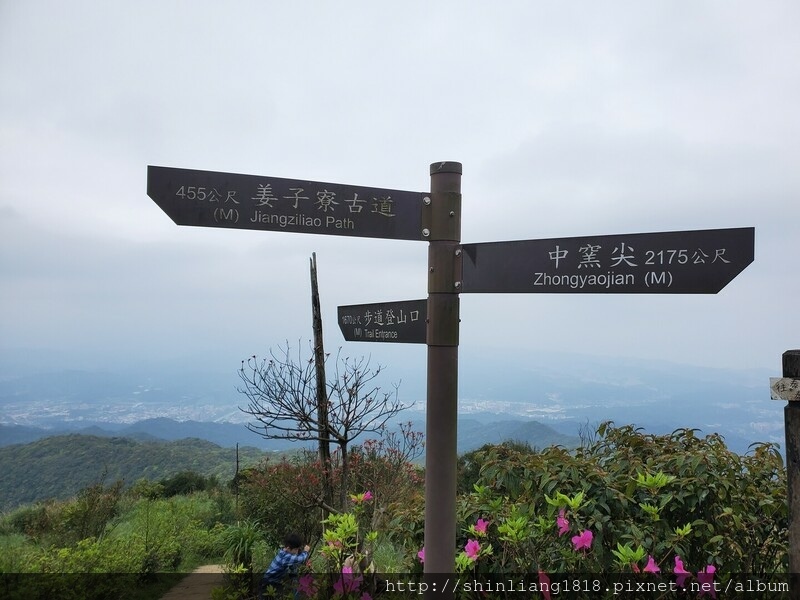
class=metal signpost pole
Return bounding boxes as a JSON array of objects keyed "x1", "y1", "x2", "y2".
[{"x1": 424, "y1": 162, "x2": 462, "y2": 594}]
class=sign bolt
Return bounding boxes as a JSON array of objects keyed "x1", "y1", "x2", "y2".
[
  {"x1": 454, "y1": 281, "x2": 462, "y2": 289},
  {"x1": 422, "y1": 228, "x2": 430, "y2": 237},
  {"x1": 423, "y1": 196, "x2": 431, "y2": 205}
]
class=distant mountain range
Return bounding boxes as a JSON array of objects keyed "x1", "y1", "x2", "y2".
[
  {"x1": 0, "y1": 348, "x2": 784, "y2": 456},
  {"x1": 453, "y1": 349, "x2": 783, "y2": 455},
  {"x1": 0, "y1": 415, "x2": 577, "y2": 455},
  {"x1": 0, "y1": 345, "x2": 786, "y2": 511},
  {"x1": 0, "y1": 418, "x2": 279, "y2": 450}
]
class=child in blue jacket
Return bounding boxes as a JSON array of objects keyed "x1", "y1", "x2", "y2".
[{"x1": 258, "y1": 533, "x2": 310, "y2": 598}]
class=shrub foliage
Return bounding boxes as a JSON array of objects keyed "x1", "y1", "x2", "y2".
[{"x1": 452, "y1": 423, "x2": 786, "y2": 575}]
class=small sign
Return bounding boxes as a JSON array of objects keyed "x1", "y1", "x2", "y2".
[
  {"x1": 338, "y1": 299, "x2": 427, "y2": 344},
  {"x1": 460, "y1": 227, "x2": 754, "y2": 294},
  {"x1": 147, "y1": 166, "x2": 427, "y2": 241},
  {"x1": 770, "y1": 377, "x2": 800, "y2": 402}
]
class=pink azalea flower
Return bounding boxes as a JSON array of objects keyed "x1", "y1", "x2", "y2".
[
  {"x1": 643, "y1": 555, "x2": 660, "y2": 573},
  {"x1": 333, "y1": 572, "x2": 362, "y2": 596},
  {"x1": 465, "y1": 538, "x2": 481, "y2": 560},
  {"x1": 571, "y1": 530, "x2": 593, "y2": 552},
  {"x1": 350, "y1": 490, "x2": 373, "y2": 503},
  {"x1": 475, "y1": 518, "x2": 489, "y2": 534},
  {"x1": 557, "y1": 509, "x2": 570, "y2": 536},
  {"x1": 417, "y1": 547, "x2": 425, "y2": 563},
  {"x1": 298, "y1": 574, "x2": 317, "y2": 597},
  {"x1": 538, "y1": 571, "x2": 552, "y2": 600},
  {"x1": 697, "y1": 565, "x2": 717, "y2": 599},
  {"x1": 674, "y1": 556, "x2": 690, "y2": 587}
]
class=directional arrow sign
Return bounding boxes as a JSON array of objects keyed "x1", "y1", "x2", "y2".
[
  {"x1": 147, "y1": 166, "x2": 427, "y2": 241},
  {"x1": 770, "y1": 377, "x2": 800, "y2": 402},
  {"x1": 338, "y1": 299, "x2": 427, "y2": 344},
  {"x1": 460, "y1": 227, "x2": 754, "y2": 294}
]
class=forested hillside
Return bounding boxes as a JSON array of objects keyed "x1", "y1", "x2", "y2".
[{"x1": 0, "y1": 434, "x2": 266, "y2": 510}]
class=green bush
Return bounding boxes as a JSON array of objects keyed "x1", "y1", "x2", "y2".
[
  {"x1": 0, "y1": 486, "x2": 236, "y2": 600},
  {"x1": 238, "y1": 431, "x2": 424, "y2": 552},
  {"x1": 158, "y1": 471, "x2": 219, "y2": 498},
  {"x1": 0, "y1": 534, "x2": 33, "y2": 572},
  {"x1": 219, "y1": 519, "x2": 263, "y2": 568},
  {"x1": 237, "y1": 457, "x2": 323, "y2": 548},
  {"x1": 56, "y1": 480, "x2": 123, "y2": 545},
  {"x1": 2, "y1": 503, "x2": 52, "y2": 538},
  {"x1": 106, "y1": 492, "x2": 227, "y2": 570},
  {"x1": 455, "y1": 422, "x2": 787, "y2": 576}
]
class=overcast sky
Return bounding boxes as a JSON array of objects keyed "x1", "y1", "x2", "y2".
[{"x1": 1, "y1": 1, "x2": 798, "y2": 391}]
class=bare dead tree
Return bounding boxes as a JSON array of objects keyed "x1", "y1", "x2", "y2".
[
  {"x1": 309, "y1": 253, "x2": 333, "y2": 514},
  {"x1": 238, "y1": 343, "x2": 407, "y2": 510},
  {"x1": 325, "y1": 353, "x2": 405, "y2": 507}
]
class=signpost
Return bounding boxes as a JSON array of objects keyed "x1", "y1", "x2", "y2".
[
  {"x1": 147, "y1": 165, "x2": 427, "y2": 241},
  {"x1": 460, "y1": 227, "x2": 754, "y2": 294},
  {"x1": 338, "y1": 299, "x2": 427, "y2": 344},
  {"x1": 148, "y1": 163, "x2": 755, "y2": 599},
  {"x1": 771, "y1": 377, "x2": 800, "y2": 402},
  {"x1": 775, "y1": 351, "x2": 800, "y2": 597}
]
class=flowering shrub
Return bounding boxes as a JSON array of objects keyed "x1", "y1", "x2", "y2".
[
  {"x1": 452, "y1": 422, "x2": 786, "y2": 590},
  {"x1": 346, "y1": 422, "x2": 424, "y2": 531},
  {"x1": 242, "y1": 422, "x2": 786, "y2": 598},
  {"x1": 307, "y1": 491, "x2": 380, "y2": 599},
  {"x1": 239, "y1": 423, "x2": 423, "y2": 548}
]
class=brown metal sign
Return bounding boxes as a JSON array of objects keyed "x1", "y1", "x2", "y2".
[
  {"x1": 337, "y1": 299, "x2": 427, "y2": 344},
  {"x1": 147, "y1": 166, "x2": 427, "y2": 241},
  {"x1": 460, "y1": 227, "x2": 754, "y2": 294}
]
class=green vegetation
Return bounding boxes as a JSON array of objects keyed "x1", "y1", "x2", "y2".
[
  {"x1": 0, "y1": 477, "x2": 233, "y2": 599},
  {"x1": 452, "y1": 424, "x2": 786, "y2": 576},
  {"x1": 0, "y1": 434, "x2": 267, "y2": 510},
  {"x1": 0, "y1": 423, "x2": 789, "y2": 599}
]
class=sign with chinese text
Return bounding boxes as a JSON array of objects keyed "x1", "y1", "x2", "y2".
[
  {"x1": 147, "y1": 166, "x2": 427, "y2": 241},
  {"x1": 338, "y1": 299, "x2": 427, "y2": 344},
  {"x1": 460, "y1": 227, "x2": 754, "y2": 294},
  {"x1": 771, "y1": 378, "x2": 800, "y2": 402}
]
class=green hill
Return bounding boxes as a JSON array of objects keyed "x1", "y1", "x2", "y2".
[
  {"x1": 0, "y1": 419, "x2": 578, "y2": 512},
  {"x1": 0, "y1": 434, "x2": 267, "y2": 511},
  {"x1": 456, "y1": 417, "x2": 578, "y2": 453}
]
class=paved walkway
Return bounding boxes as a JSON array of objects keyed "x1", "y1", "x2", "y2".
[{"x1": 159, "y1": 565, "x2": 225, "y2": 600}]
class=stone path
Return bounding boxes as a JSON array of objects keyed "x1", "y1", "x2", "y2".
[{"x1": 159, "y1": 565, "x2": 225, "y2": 600}]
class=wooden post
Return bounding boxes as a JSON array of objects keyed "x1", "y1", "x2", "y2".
[
  {"x1": 310, "y1": 253, "x2": 333, "y2": 514},
  {"x1": 424, "y1": 162, "x2": 462, "y2": 598},
  {"x1": 784, "y1": 350, "x2": 800, "y2": 594}
]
